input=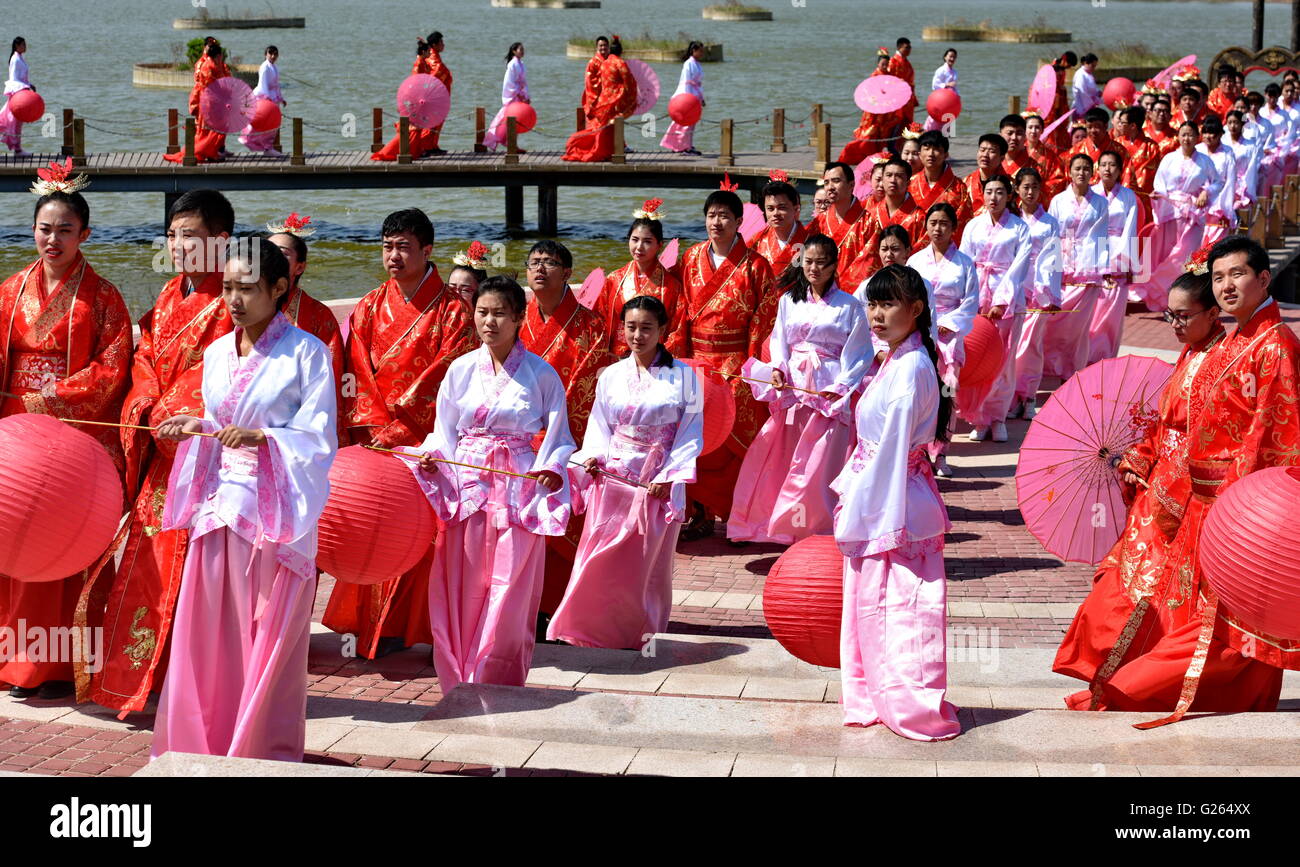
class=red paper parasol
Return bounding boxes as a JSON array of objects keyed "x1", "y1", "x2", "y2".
[
  {"x1": 1016, "y1": 354, "x2": 1174, "y2": 565},
  {"x1": 1152, "y1": 54, "x2": 1197, "y2": 90},
  {"x1": 626, "y1": 59, "x2": 661, "y2": 116},
  {"x1": 853, "y1": 74, "x2": 912, "y2": 115},
  {"x1": 200, "y1": 77, "x2": 256, "y2": 134},
  {"x1": 1028, "y1": 64, "x2": 1058, "y2": 118},
  {"x1": 397, "y1": 73, "x2": 451, "y2": 130}
]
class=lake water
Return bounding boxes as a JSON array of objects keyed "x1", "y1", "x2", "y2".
[{"x1": 0, "y1": 0, "x2": 1293, "y2": 314}]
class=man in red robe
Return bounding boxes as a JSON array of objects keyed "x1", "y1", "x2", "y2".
[
  {"x1": 0, "y1": 195, "x2": 133, "y2": 698},
  {"x1": 519, "y1": 240, "x2": 616, "y2": 620},
  {"x1": 1062, "y1": 106, "x2": 1114, "y2": 178},
  {"x1": 1145, "y1": 97, "x2": 1178, "y2": 154},
  {"x1": 674, "y1": 189, "x2": 778, "y2": 540},
  {"x1": 582, "y1": 36, "x2": 609, "y2": 123},
  {"x1": 425, "y1": 32, "x2": 453, "y2": 155},
  {"x1": 322, "y1": 208, "x2": 475, "y2": 659},
  {"x1": 1206, "y1": 65, "x2": 1240, "y2": 120},
  {"x1": 838, "y1": 157, "x2": 925, "y2": 287},
  {"x1": 1081, "y1": 238, "x2": 1299, "y2": 722},
  {"x1": 909, "y1": 130, "x2": 973, "y2": 239},
  {"x1": 564, "y1": 38, "x2": 637, "y2": 163},
  {"x1": 811, "y1": 161, "x2": 864, "y2": 245},
  {"x1": 964, "y1": 133, "x2": 1009, "y2": 214},
  {"x1": 887, "y1": 37, "x2": 918, "y2": 125},
  {"x1": 76, "y1": 189, "x2": 235, "y2": 714},
  {"x1": 749, "y1": 174, "x2": 809, "y2": 279}
]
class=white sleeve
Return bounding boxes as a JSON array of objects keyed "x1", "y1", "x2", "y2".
[
  {"x1": 531, "y1": 363, "x2": 577, "y2": 475},
  {"x1": 655, "y1": 366, "x2": 703, "y2": 485}
]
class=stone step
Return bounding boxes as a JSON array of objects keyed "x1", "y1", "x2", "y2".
[{"x1": 133, "y1": 751, "x2": 434, "y2": 778}]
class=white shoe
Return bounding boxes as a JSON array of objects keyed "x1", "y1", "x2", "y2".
[
  {"x1": 968, "y1": 427, "x2": 989, "y2": 442},
  {"x1": 991, "y1": 421, "x2": 1008, "y2": 442},
  {"x1": 264, "y1": 147, "x2": 285, "y2": 157},
  {"x1": 1006, "y1": 400, "x2": 1023, "y2": 420},
  {"x1": 1022, "y1": 399, "x2": 1037, "y2": 420},
  {"x1": 933, "y1": 456, "x2": 953, "y2": 478}
]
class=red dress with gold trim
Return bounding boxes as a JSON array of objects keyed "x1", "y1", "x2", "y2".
[
  {"x1": 674, "y1": 238, "x2": 778, "y2": 519},
  {"x1": 76, "y1": 272, "x2": 232, "y2": 713},
  {"x1": 592, "y1": 261, "x2": 687, "y2": 355},
  {"x1": 0, "y1": 257, "x2": 132, "y2": 689},
  {"x1": 322, "y1": 266, "x2": 475, "y2": 658}
]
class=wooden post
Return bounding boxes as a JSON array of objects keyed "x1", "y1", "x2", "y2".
[
  {"x1": 63, "y1": 109, "x2": 75, "y2": 156},
  {"x1": 814, "y1": 121, "x2": 831, "y2": 172},
  {"x1": 1008, "y1": 95, "x2": 1021, "y2": 115},
  {"x1": 504, "y1": 116, "x2": 519, "y2": 165},
  {"x1": 72, "y1": 118, "x2": 86, "y2": 168},
  {"x1": 717, "y1": 118, "x2": 734, "y2": 167},
  {"x1": 397, "y1": 116, "x2": 411, "y2": 164},
  {"x1": 575, "y1": 106, "x2": 585, "y2": 132},
  {"x1": 538, "y1": 185, "x2": 558, "y2": 236},
  {"x1": 771, "y1": 108, "x2": 787, "y2": 153},
  {"x1": 1254, "y1": 0, "x2": 1266, "y2": 51},
  {"x1": 1248, "y1": 202, "x2": 1267, "y2": 244},
  {"x1": 611, "y1": 117, "x2": 626, "y2": 164},
  {"x1": 1267, "y1": 186, "x2": 1284, "y2": 247},
  {"x1": 274, "y1": 126, "x2": 282, "y2": 153},
  {"x1": 371, "y1": 108, "x2": 384, "y2": 153},
  {"x1": 166, "y1": 109, "x2": 180, "y2": 155},
  {"x1": 504, "y1": 185, "x2": 524, "y2": 236},
  {"x1": 291, "y1": 117, "x2": 305, "y2": 166},
  {"x1": 474, "y1": 106, "x2": 487, "y2": 153},
  {"x1": 808, "y1": 103, "x2": 822, "y2": 146},
  {"x1": 182, "y1": 117, "x2": 196, "y2": 167},
  {"x1": 1287, "y1": 174, "x2": 1300, "y2": 227},
  {"x1": 1236, "y1": 207, "x2": 1251, "y2": 236}
]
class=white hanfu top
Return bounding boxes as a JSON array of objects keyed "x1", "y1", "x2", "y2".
[
  {"x1": 253, "y1": 59, "x2": 283, "y2": 104},
  {"x1": 831, "y1": 330, "x2": 950, "y2": 557},
  {"x1": 5, "y1": 52, "x2": 30, "y2": 94},
  {"x1": 904, "y1": 243, "x2": 980, "y2": 336},
  {"x1": 1048, "y1": 188, "x2": 1110, "y2": 282},
  {"x1": 408, "y1": 341, "x2": 575, "y2": 536},
  {"x1": 1152, "y1": 148, "x2": 1223, "y2": 225},
  {"x1": 163, "y1": 313, "x2": 338, "y2": 580},
  {"x1": 502, "y1": 56, "x2": 528, "y2": 104},
  {"x1": 957, "y1": 207, "x2": 1032, "y2": 312},
  {"x1": 1019, "y1": 205, "x2": 1063, "y2": 307},
  {"x1": 674, "y1": 57, "x2": 703, "y2": 99},
  {"x1": 931, "y1": 63, "x2": 958, "y2": 94},
  {"x1": 1071, "y1": 67, "x2": 1101, "y2": 115},
  {"x1": 1195, "y1": 142, "x2": 1239, "y2": 228},
  {"x1": 571, "y1": 355, "x2": 703, "y2": 523},
  {"x1": 1090, "y1": 182, "x2": 1139, "y2": 277}
]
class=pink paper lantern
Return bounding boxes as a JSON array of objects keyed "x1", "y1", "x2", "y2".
[
  {"x1": 1200, "y1": 466, "x2": 1300, "y2": 641},
  {"x1": 7, "y1": 90, "x2": 44, "y2": 124},
  {"x1": 0, "y1": 414, "x2": 122, "y2": 582},
  {"x1": 681, "y1": 358, "x2": 736, "y2": 456},
  {"x1": 925, "y1": 88, "x2": 961, "y2": 124},
  {"x1": 1102, "y1": 77, "x2": 1136, "y2": 110},
  {"x1": 763, "y1": 535, "x2": 843, "y2": 668},
  {"x1": 958, "y1": 315, "x2": 1005, "y2": 389},
  {"x1": 668, "y1": 92, "x2": 703, "y2": 126},
  {"x1": 317, "y1": 446, "x2": 437, "y2": 585},
  {"x1": 249, "y1": 97, "x2": 282, "y2": 132}
]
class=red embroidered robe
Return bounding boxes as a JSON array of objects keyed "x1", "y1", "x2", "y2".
[
  {"x1": 322, "y1": 265, "x2": 475, "y2": 658},
  {"x1": 909, "y1": 164, "x2": 974, "y2": 240},
  {"x1": 0, "y1": 257, "x2": 132, "y2": 689},
  {"x1": 749, "y1": 220, "x2": 810, "y2": 281},
  {"x1": 836, "y1": 196, "x2": 926, "y2": 288},
  {"x1": 592, "y1": 261, "x2": 687, "y2": 356},
  {"x1": 811, "y1": 198, "x2": 865, "y2": 246}
]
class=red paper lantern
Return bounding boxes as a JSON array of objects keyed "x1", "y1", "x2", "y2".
[
  {"x1": 0, "y1": 414, "x2": 122, "y2": 582},
  {"x1": 763, "y1": 535, "x2": 843, "y2": 668},
  {"x1": 958, "y1": 315, "x2": 1005, "y2": 389},
  {"x1": 925, "y1": 88, "x2": 961, "y2": 123},
  {"x1": 668, "y1": 92, "x2": 703, "y2": 126},
  {"x1": 681, "y1": 358, "x2": 736, "y2": 456},
  {"x1": 1102, "y1": 77, "x2": 1136, "y2": 110},
  {"x1": 498, "y1": 100, "x2": 537, "y2": 136},
  {"x1": 7, "y1": 90, "x2": 43, "y2": 124},
  {"x1": 1200, "y1": 466, "x2": 1300, "y2": 641},
  {"x1": 249, "y1": 97, "x2": 282, "y2": 132},
  {"x1": 317, "y1": 446, "x2": 437, "y2": 585}
]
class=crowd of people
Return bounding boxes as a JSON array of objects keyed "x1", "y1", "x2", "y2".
[{"x1": 0, "y1": 34, "x2": 1298, "y2": 763}]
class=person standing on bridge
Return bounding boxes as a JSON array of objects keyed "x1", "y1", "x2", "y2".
[
  {"x1": 483, "y1": 42, "x2": 529, "y2": 152},
  {"x1": 661, "y1": 41, "x2": 705, "y2": 156},
  {"x1": 321, "y1": 209, "x2": 476, "y2": 659},
  {"x1": 0, "y1": 37, "x2": 34, "y2": 156},
  {"x1": 833, "y1": 264, "x2": 960, "y2": 741},
  {"x1": 839, "y1": 48, "x2": 904, "y2": 167},
  {"x1": 163, "y1": 40, "x2": 228, "y2": 164},
  {"x1": 423, "y1": 31, "x2": 452, "y2": 155},
  {"x1": 564, "y1": 37, "x2": 637, "y2": 162},
  {"x1": 240, "y1": 46, "x2": 287, "y2": 156},
  {"x1": 582, "y1": 36, "x2": 609, "y2": 124},
  {"x1": 0, "y1": 165, "x2": 132, "y2": 700},
  {"x1": 371, "y1": 38, "x2": 444, "y2": 161}
]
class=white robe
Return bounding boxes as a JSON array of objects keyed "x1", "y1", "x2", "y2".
[
  {"x1": 1020, "y1": 206, "x2": 1063, "y2": 308},
  {"x1": 1047, "y1": 189, "x2": 1110, "y2": 281},
  {"x1": 502, "y1": 56, "x2": 528, "y2": 105},
  {"x1": 1071, "y1": 68, "x2": 1101, "y2": 116},
  {"x1": 1224, "y1": 136, "x2": 1259, "y2": 207},
  {"x1": 674, "y1": 57, "x2": 703, "y2": 99},
  {"x1": 957, "y1": 208, "x2": 1032, "y2": 312},
  {"x1": 1090, "y1": 182, "x2": 1139, "y2": 276},
  {"x1": 931, "y1": 63, "x2": 958, "y2": 94},
  {"x1": 1195, "y1": 143, "x2": 1239, "y2": 229},
  {"x1": 4, "y1": 52, "x2": 29, "y2": 94},
  {"x1": 1152, "y1": 149, "x2": 1223, "y2": 226},
  {"x1": 253, "y1": 59, "x2": 284, "y2": 104}
]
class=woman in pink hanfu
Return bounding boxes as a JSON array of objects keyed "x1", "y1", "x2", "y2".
[
  {"x1": 955, "y1": 174, "x2": 1031, "y2": 443},
  {"x1": 1007, "y1": 167, "x2": 1062, "y2": 422},
  {"x1": 1138, "y1": 121, "x2": 1222, "y2": 311},
  {"x1": 1086, "y1": 150, "x2": 1139, "y2": 365},
  {"x1": 153, "y1": 239, "x2": 338, "y2": 762},
  {"x1": 547, "y1": 296, "x2": 703, "y2": 649},
  {"x1": 833, "y1": 264, "x2": 960, "y2": 741},
  {"x1": 1042, "y1": 153, "x2": 1110, "y2": 383},
  {"x1": 407, "y1": 276, "x2": 574, "y2": 693},
  {"x1": 904, "y1": 202, "x2": 979, "y2": 477},
  {"x1": 727, "y1": 233, "x2": 871, "y2": 544}
]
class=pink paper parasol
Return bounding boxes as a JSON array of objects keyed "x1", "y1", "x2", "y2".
[
  {"x1": 200, "y1": 77, "x2": 256, "y2": 134},
  {"x1": 1152, "y1": 54, "x2": 1196, "y2": 90},
  {"x1": 626, "y1": 59, "x2": 661, "y2": 116},
  {"x1": 397, "y1": 74, "x2": 451, "y2": 130},
  {"x1": 1028, "y1": 64, "x2": 1058, "y2": 117},
  {"x1": 854, "y1": 74, "x2": 911, "y2": 115},
  {"x1": 1041, "y1": 109, "x2": 1074, "y2": 140},
  {"x1": 574, "y1": 267, "x2": 605, "y2": 308},
  {"x1": 659, "y1": 237, "x2": 679, "y2": 270},
  {"x1": 740, "y1": 202, "x2": 765, "y2": 242},
  {"x1": 1016, "y1": 354, "x2": 1175, "y2": 565}
]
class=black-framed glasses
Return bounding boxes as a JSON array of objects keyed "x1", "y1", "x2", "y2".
[
  {"x1": 1161, "y1": 308, "x2": 1210, "y2": 326},
  {"x1": 526, "y1": 258, "x2": 564, "y2": 271}
]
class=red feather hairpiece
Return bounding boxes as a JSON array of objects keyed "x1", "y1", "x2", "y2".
[
  {"x1": 633, "y1": 197, "x2": 665, "y2": 220},
  {"x1": 266, "y1": 212, "x2": 316, "y2": 237},
  {"x1": 454, "y1": 240, "x2": 491, "y2": 269},
  {"x1": 719, "y1": 173, "x2": 739, "y2": 192},
  {"x1": 768, "y1": 169, "x2": 789, "y2": 183}
]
